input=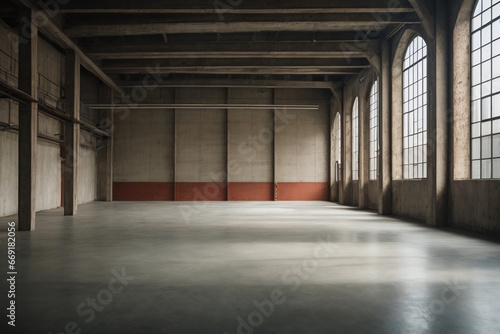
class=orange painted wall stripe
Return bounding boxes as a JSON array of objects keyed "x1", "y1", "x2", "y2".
[
  {"x1": 276, "y1": 182, "x2": 330, "y2": 201},
  {"x1": 228, "y1": 182, "x2": 274, "y2": 201},
  {"x1": 113, "y1": 182, "x2": 330, "y2": 201}
]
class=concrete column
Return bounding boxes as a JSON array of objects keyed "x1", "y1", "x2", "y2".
[
  {"x1": 64, "y1": 50, "x2": 80, "y2": 215},
  {"x1": 273, "y1": 89, "x2": 277, "y2": 201},
  {"x1": 427, "y1": 1, "x2": 449, "y2": 226},
  {"x1": 106, "y1": 93, "x2": 114, "y2": 201},
  {"x1": 173, "y1": 88, "x2": 177, "y2": 201},
  {"x1": 359, "y1": 90, "x2": 370, "y2": 209},
  {"x1": 18, "y1": 9, "x2": 38, "y2": 231},
  {"x1": 378, "y1": 41, "x2": 392, "y2": 215},
  {"x1": 226, "y1": 87, "x2": 230, "y2": 200}
]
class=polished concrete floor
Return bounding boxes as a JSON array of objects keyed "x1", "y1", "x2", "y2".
[{"x1": 1, "y1": 201, "x2": 500, "y2": 334}]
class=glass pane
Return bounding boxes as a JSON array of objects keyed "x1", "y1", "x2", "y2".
[
  {"x1": 493, "y1": 159, "x2": 500, "y2": 178},
  {"x1": 482, "y1": 60, "x2": 492, "y2": 81},
  {"x1": 482, "y1": 159, "x2": 492, "y2": 178},
  {"x1": 482, "y1": 81, "x2": 491, "y2": 96},
  {"x1": 482, "y1": 97, "x2": 492, "y2": 119},
  {"x1": 493, "y1": 39, "x2": 500, "y2": 57},
  {"x1": 482, "y1": 135, "x2": 492, "y2": 158},
  {"x1": 493, "y1": 93, "x2": 500, "y2": 117},
  {"x1": 493, "y1": 55, "x2": 500, "y2": 78},
  {"x1": 483, "y1": 120, "x2": 492, "y2": 135},
  {"x1": 482, "y1": 25, "x2": 492, "y2": 45},
  {"x1": 483, "y1": 43, "x2": 492, "y2": 62},
  {"x1": 472, "y1": 65, "x2": 481, "y2": 86},
  {"x1": 493, "y1": 119, "x2": 500, "y2": 133},
  {"x1": 472, "y1": 100, "x2": 481, "y2": 122},
  {"x1": 493, "y1": 77, "x2": 500, "y2": 93},
  {"x1": 472, "y1": 123, "x2": 481, "y2": 138},
  {"x1": 472, "y1": 138, "x2": 481, "y2": 160},
  {"x1": 472, "y1": 15, "x2": 482, "y2": 31},
  {"x1": 472, "y1": 31, "x2": 482, "y2": 50},
  {"x1": 494, "y1": 4, "x2": 500, "y2": 23},
  {"x1": 493, "y1": 135, "x2": 500, "y2": 157},
  {"x1": 472, "y1": 160, "x2": 481, "y2": 179}
]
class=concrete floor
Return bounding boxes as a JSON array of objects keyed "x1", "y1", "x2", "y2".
[{"x1": 1, "y1": 201, "x2": 500, "y2": 334}]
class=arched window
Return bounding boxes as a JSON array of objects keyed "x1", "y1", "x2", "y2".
[
  {"x1": 471, "y1": 0, "x2": 500, "y2": 179},
  {"x1": 403, "y1": 36, "x2": 428, "y2": 179},
  {"x1": 369, "y1": 81, "x2": 379, "y2": 180},
  {"x1": 352, "y1": 98, "x2": 359, "y2": 181},
  {"x1": 337, "y1": 113, "x2": 342, "y2": 164}
]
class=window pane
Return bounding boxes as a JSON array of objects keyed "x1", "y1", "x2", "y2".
[
  {"x1": 482, "y1": 136, "x2": 492, "y2": 158},
  {"x1": 482, "y1": 159, "x2": 492, "y2": 178},
  {"x1": 493, "y1": 135, "x2": 500, "y2": 157},
  {"x1": 493, "y1": 119, "x2": 500, "y2": 133},
  {"x1": 482, "y1": 120, "x2": 492, "y2": 135},
  {"x1": 472, "y1": 100, "x2": 481, "y2": 122},
  {"x1": 493, "y1": 159, "x2": 500, "y2": 178},
  {"x1": 493, "y1": 94, "x2": 500, "y2": 117},
  {"x1": 472, "y1": 123, "x2": 481, "y2": 138},
  {"x1": 493, "y1": 55, "x2": 500, "y2": 78},
  {"x1": 472, "y1": 160, "x2": 481, "y2": 179},
  {"x1": 482, "y1": 97, "x2": 492, "y2": 119},
  {"x1": 472, "y1": 138, "x2": 481, "y2": 160}
]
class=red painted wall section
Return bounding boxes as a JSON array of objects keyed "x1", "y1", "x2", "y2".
[
  {"x1": 175, "y1": 182, "x2": 227, "y2": 201},
  {"x1": 113, "y1": 182, "x2": 329, "y2": 201},
  {"x1": 228, "y1": 182, "x2": 274, "y2": 201},
  {"x1": 113, "y1": 182, "x2": 174, "y2": 201},
  {"x1": 276, "y1": 182, "x2": 330, "y2": 201}
]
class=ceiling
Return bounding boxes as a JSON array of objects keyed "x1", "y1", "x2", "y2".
[{"x1": 5, "y1": 0, "x2": 425, "y2": 90}]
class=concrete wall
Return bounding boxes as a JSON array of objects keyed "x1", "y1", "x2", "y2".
[
  {"x1": 275, "y1": 89, "x2": 330, "y2": 200},
  {"x1": 228, "y1": 88, "x2": 274, "y2": 200},
  {"x1": 0, "y1": 29, "x2": 101, "y2": 217},
  {"x1": 112, "y1": 87, "x2": 331, "y2": 201}
]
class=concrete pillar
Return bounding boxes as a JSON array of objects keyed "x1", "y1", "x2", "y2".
[
  {"x1": 273, "y1": 89, "x2": 278, "y2": 201},
  {"x1": 97, "y1": 87, "x2": 113, "y2": 201},
  {"x1": 427, "y1": 1, "x2": 449, "y2": 226},
  {"x1": 64, "y1": 50, "x2": 80, "y2": 215},
  {"x1": 359, "y1": 89, "x2": 370, "y2": 209},
  {"x1": 18, "y1": 9, "x2": 38, "y2": 231},
  {"x1": 378, "y1": 41, "x2": 392, "y2": 215},
  {"x1": 106, "y1": 93, "x2": 114, "y2": 201}
]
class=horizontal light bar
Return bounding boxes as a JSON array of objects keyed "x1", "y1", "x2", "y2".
[{"x1": 85, "y1": 104, "x2": 319, "y2": 110}]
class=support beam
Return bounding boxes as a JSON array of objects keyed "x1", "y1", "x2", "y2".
[
  {"x1": 18, "y1": 8, "x2": 37, "y2": 231},
  {"x1": 13, "y1": 0, "x2": 124, "y2": 95},
  {"x1": 408, "y1": 0, "x2": 435, "y2": 39},
  {"x1": 86, "y1": 41, "x2": 376, "y2": 59},
  {"x1": 56, "y1": 0, "x2": 415, "y2": 14},
  {"x1": 103, "y1": 67, "x2": 363, "y2": 75},
  {"x1": 378, "y1": 41, "x2": 392, "y2": 215},
  {"x1": 119, "y1": 79, "x2": 338, "y2": 91},
  {"x1": 65, "y1": 19, "x2": 410, "y2": 38},
  {"x1": 64, "y1": 50, "x2": 80, "y2": 216}
]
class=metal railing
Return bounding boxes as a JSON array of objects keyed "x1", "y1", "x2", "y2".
[
  {"x1": 0, "y1": 49, "x2": 18, "y2": 87},
  {"x1": 37, "y1": 73, "x2": 64, "y2": 109}
]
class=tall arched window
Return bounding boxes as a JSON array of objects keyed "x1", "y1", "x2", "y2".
[
  {"x1": 403, "y1": 36, "x2": 428, "y2": 179},
  {"x1": 337, "y1": 113, "x2": 342, "y2": 164},
  {"x1": 352, "y1": 98, "x2": 359, "y2": 181},
  {"x1": 369, "y1": 81, "x2": 379, "y2": 180},
  {"x1": 471, "y1": 0, "x2": 500, "y2": 179}
]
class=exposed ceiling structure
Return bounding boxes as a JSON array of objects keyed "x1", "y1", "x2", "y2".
[{"x1": 4, "y1": 0, "x2": 424, "y2": 91}]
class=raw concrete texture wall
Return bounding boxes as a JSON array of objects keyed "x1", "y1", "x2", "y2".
[
  {"x1": 78, "y1": 146, "x2": 97, "y2": 205},
  {"x1": 228, "y1": 88, "x2": 273, "y2": 200},
  {"x1": 0, "y1": 33, "x2": 67, "y2": 217},
  {"x1": 368, "y1": 181, "x2": 378, "y2": 210},
  {"x1": 275, "y1": 89, "x2": 330, "y2": 200},
  {"x1": 112, "y1": 87, "x2": 331, "y2": 201},
  {"x1": 36, "y1": 114, "x2": 62, "y2": 211},
  {"x1": 392, "y1": 180, "x2": 428, "y2": 221},
  {"x1": 175, "y1": 88, "x2": 227, "y2": 201},
  {"x1": 0, "y1": 131, "x2": 18, "y2": 216},
  {"x1": 450, "y1": 181, "x2": 500, "y2": 235}
]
